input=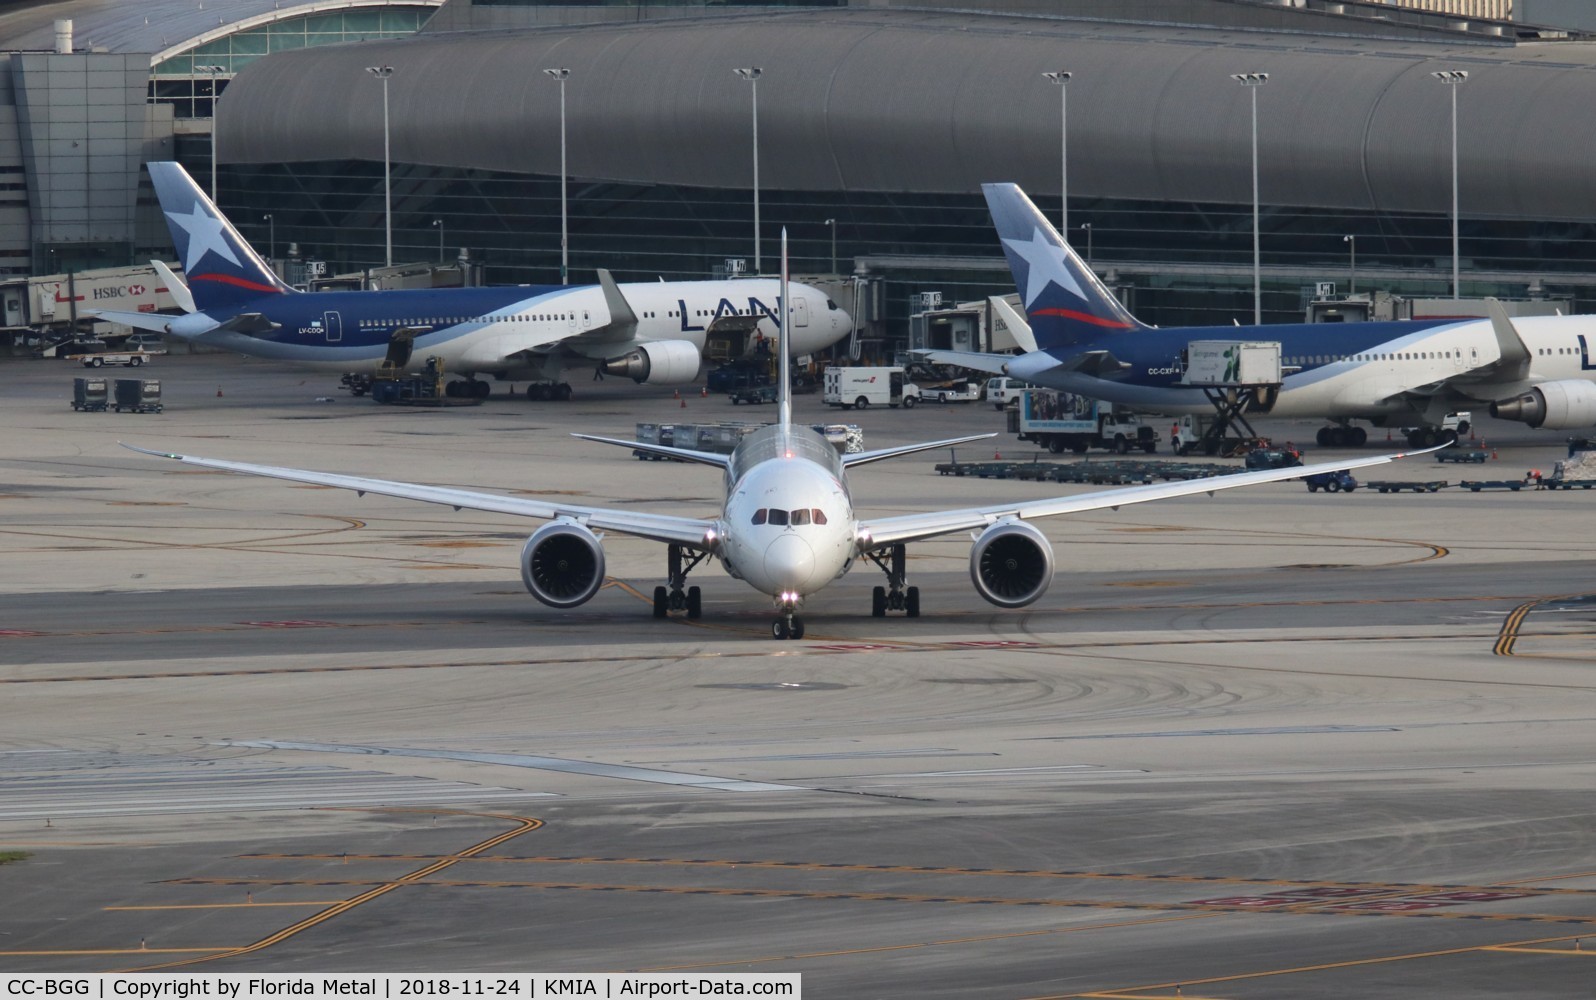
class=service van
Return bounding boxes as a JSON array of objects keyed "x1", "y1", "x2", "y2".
[
  {"x1": 984, "y1": 376, "x2": 1033, "y2": 410},
  {"x1": 823, "y1": 366, "x2": 921, "y2": 409}
]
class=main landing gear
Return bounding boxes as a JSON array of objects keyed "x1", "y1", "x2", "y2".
[
  {"x1": 652, "y1": 543, "x2": 706, "y2": 620},
  {"x1": 524, "y1": 382, "x2": 573, "y2": 401},
  {"x1": 444, "y1": 378, "x2": 493, "y2": 400},
  {"x1": 864, "y1": 543, "x2": 920, "y2": 618}
]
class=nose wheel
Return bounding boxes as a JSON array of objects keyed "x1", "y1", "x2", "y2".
[{"x1": 771, "y1": 615, "x2": 804, "y2": 641}]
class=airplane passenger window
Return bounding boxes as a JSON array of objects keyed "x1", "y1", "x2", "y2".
[
  {"x1": 791, "y1": 509, "x2": 811, "y2": 526},
  {"x1": 768, "y1": 509, "x2": 789, "y2": 526},
  {"x1": 752, "y1": 509, "x2": 767, "y2": 525},
  {"x1": 812, "y1": 509, "x2": 828, "y2": 525}
]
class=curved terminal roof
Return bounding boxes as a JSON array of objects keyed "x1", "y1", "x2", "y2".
[
  {"x1": 216, "y1": 6, "x2": 1596, "y2": 221},
  {"x1": 0, "y1": 0, "x2": 440, "y2": 62}
]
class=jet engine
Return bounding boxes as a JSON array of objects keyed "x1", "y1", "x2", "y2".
[
  {"x1": 1490, "y1": 380, "x2": 1596, "y2": 429},
  {"x1": 601, "y1": 340, "x2": 701, "y2": 385},
  {"x1": 520, "y1": 521, "x2": 606, "y2": 609},
  {"x1": 969, "y1": 520, "x2": 1054, "y2": 609}
]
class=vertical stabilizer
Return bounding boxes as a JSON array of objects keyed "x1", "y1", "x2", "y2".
[
  {"x1": 778, "y1": 228, "x2": 792, "y2": 429},
  {"x1": 146, "y1": 161, "x2": 294, "y2": 313},
  {"x1": 982, "y1": 182, "x2": 1145, "y2": 351}
]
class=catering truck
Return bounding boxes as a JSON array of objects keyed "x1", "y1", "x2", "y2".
[
  {"x1": 822, "y1": 366, "x2": 922, "y2": 409},
  {"x1": 1009, "y1": 389, "x2": 1158, "y2": 454}
]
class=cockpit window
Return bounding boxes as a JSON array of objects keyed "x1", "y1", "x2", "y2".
[
  {"x1": 826, "y1": 299, "x2": 839, "y2": 310},
  {"x1": 812, "y1": 508, "x2": 828, "y2": 525},
  {"x1": 751, "y1": 509, "x2": 767, "y2": 525},
  {"x1": 790, "y1": 509, "x2": 811, "y2": 526},
  {"x1": 768, "y1": 508, "x2": 789, "y2": 526}
]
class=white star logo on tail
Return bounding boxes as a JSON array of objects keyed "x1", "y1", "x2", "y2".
[
  {"x1": 167, "y1": 202, "x2": 241, "y2": 273},
  {"x1": 1002, "y1": 227, "x2": 1085, "y2": 308}
]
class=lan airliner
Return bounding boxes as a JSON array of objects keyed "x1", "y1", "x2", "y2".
[
  {"x1": 91, "y1": 162, "x2": 850, "y2": 400},
  {"x1": 127, "y1": 234, "x2": 1432, "y2": 640},
  {"x1": 926, "y1": 184, "x2": 1596, "y2": 446}
]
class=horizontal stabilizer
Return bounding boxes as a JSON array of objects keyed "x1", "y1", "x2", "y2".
[
  {"x1": 842, "y1": 433, "x2": 997, "y2": 469},
  {"x1": 571, "y1": 433, "x2": 732, "y2": 469},
  {"x1": 79, "y1": 308, "x2": 176, "y2": 334}
]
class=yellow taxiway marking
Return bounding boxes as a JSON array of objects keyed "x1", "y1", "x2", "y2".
[
  {"x1": 1484, "y1": 945, "x2": 1595, "y2": 956},
  {"x1": 119, "y1": 809, "x2": 542, "y2": 973},
  {"x1": 0, "y1": 949, "x2": 231, "y2": 956},
  {"x1": 105, "y1": 902, "x2": 345, "y2": 911},
  {"x1": 1028, "y1": 932, "x2": 1596, "y2": 999}
]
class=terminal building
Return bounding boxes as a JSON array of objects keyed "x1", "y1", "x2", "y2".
[{"x1": 7, "y1": 0, "x2": 1596, "y2": 349}]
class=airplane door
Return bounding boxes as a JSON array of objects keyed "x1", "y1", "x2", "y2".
[
  {"x1": 569, "y1": 308, "x2": 580, "y2": 334},
  {"x1": 324, "y1": 311, "x2": 342, "y2": 343},
  {"x1": 794, "y1": 297, "x2": 810, "y2": 328}
]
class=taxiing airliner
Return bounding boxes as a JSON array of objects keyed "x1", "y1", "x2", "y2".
[
  {"x1": 128, "y1": 234, "x2": 1433, "y2": 640},
  {"x1": 925, "y1": 184, "x2": 1596, "y2": 446},
  {"x1": 91, "y1": 163, "x2": 850, "y2": 400}
]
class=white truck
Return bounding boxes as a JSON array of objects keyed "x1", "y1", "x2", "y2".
[
  {"x1": 1009, "y1": 389, "x2": 1159, "y2": 454},
  {"x1": 823, "y1": 366, "x2": 921, "y2": 409}
]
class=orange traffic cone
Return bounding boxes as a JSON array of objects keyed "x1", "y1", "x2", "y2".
[
  {"x1": 673, "y1": 389, "x2": 680, "y2": 399},
  {"x1": 680, "y1": 396, "x2": 687, "y2": 409},
  {"x1": 1492, "y1": 449, "x2": 1499, "y2": 460},
  {"x1": 994, "y1": 451, "x2": 1002, "y2": 460},
  {"x1": 216, "y1": 386, "x2": 223, "y2": 397},
  {"x1": 700, "y1": 386, "x2": 708, "y2": 397}
]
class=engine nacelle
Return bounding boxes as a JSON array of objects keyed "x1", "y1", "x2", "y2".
[
  {"x1": 601, "y1": 340, "x2": 701, "y2": 385},
  {"x1": 969, "y1": 519, "x2": 1054, "y2": 609},
  {"x1": 520, "y1": 521, "x2": 606, "y2": 609},
  {"x1": 1490, "y1": 380, "x2": 1596, "y2": 429}
]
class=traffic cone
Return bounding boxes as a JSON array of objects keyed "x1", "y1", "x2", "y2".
[
  {"x1": 1492, "y1": 449, "x2": 1499, "y2": 460},
  {"x1": 1386, "y1": 429, "x2": 1392, "y2": 441},
  {"x1": 680, "y1": 396, "x2": 687, "y2": 409},
  {"x1": 216, "y1": 386, "x2": 223, "y2": 397},
  {"x1": 700, "y1": 386, "x2": 708, "y2": 397},
  {"x1": 673, "y1": 389, "x2": 680, "y2": 399},
  {"x1": 994, "y1": 451, "x2": 1001, "y2": 460}
]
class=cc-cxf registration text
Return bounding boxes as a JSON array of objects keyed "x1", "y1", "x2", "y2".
[{"x1": 4, "y1": 977, "x2": 801, "y2": 999}]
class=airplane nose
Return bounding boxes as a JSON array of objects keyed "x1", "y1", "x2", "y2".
[{"x1": 764, "y1": 534, "x2": 815, "y2": 590}]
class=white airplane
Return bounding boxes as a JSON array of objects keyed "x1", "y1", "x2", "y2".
[
  {"x1": 927, "y1": 184, "x2": 1596, "y2": 446},
  {"x1": 126, "y1": 233, "x2": 1435, "y2": 640},
  {"x1": 89, "y1": 163, "x2": 851, "y2": 400}
]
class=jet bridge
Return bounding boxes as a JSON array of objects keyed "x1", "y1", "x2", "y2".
[{"x1": 1180, "y1": 340, "x2": 1283, "y2": 455}]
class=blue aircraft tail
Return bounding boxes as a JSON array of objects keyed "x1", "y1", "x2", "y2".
[
  {"x1": 147, "y1": 161, "x2": 294, "y2": 313},
  {"x1": 981, "y1": 183, "x2": 1145, "y2": 350}
]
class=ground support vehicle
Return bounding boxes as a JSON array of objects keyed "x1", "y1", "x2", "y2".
[
  {"x1": 369, "y1": 357, "x2": 481, "y2": 407},
  {"x1": 729, "y1": 384, "x2": 778, "y2": 405},
  {"x1": 984, "y1": 377, "x2": 1033, "y2": 410},
  {"x1": 1303, "y1": 470, "x2": 1358, "y2": 493},
  {"x1": 112, "y1": 378, "x2": 162, "y2": 413},
  {"x1": 1009, "y1": 389, "x2": 1157, "y2": 454},
  {"x1": 72, "y1": 350, "x2": 153, "y2": 368},
  {"x1": 1366, "y1": 480, "x2": 1448, "y2": 493},
  {"x1": 71, "y1": 377, "x2": 108, "y2": 411},
  {"x1": 823, "y1": 366, "x2": 921, "y2": 409},
  {"x1": 1436, "y1": 449, "x2": 1488, "y2": 464},
  {"x1": 340, "y1": 372, "x2": 373, "y2": 396},
  {"x1": 1245, "y1": 447, "x2": 1304, "y2": 470}
]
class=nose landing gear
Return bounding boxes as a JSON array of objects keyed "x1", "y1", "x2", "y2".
[
  {"x1": 652, "y1": 543, "x2": 708, "y2": 620},
  {"x1": 769, "y1": 593, "x2": 804, "y2": 641}
]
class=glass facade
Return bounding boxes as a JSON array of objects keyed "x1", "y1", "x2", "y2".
[
  {"x1": 189, "y1": 157, "x2": 1596, "y2": 335},
  {"x1": 148, "y1": 7, "x2": 433, "y2": 118}
]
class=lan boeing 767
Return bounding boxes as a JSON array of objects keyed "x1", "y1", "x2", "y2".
[{"x1": 127, "y1": 234, "x2": 1432, "y2": 640}]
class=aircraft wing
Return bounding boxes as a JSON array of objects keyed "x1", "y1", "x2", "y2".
[
  {"x1": 121, "y1": 444, "x2": 717, "y2": 548},
  {"x1": 918, "y1": 350, "x2": 1013, "y2": 375},
  {"x1": 920, "y1": 348, "x2": 1130, "y2": 380},
  {"x1": 571, "y1": 433, "x2": 732, "y2": 469},
  {"x1": 857, "y1": 445, "x2": 1442, "y2": 547}
]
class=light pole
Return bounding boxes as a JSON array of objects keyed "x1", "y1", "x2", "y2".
[
  {"x1": 366, "y1": 64, "x2": 394, "y2": 267},
  {"x1": 432, "y1": 219, "x2": 444, "y2": 263},
  {"x1": 1232, "y1": 72, "x2": 1268, "y2": 325},
  {"x1": 543, "y1": 67, "x2": 570, "y2": 284},
  {"x1": 195, "y1": 64, "x2": 226, "y2": 201},
  {"x1": 263, "y1": 213, "x2": 274, "y2": 263},
  {"x1": 1433, "y1": 69, "x2": 1467, "y2": 299},
  {"x1": 1042, "y1": 71, "x2": 1071, "y2": 235},
  {"x1": 1344, "y1": 234, "x2": 1355, "y2": 295},
  {"x1": 1081, "y1": 223, "x2": 1093, "y2": 269},
  {"x1": 734, "y1": 67, "x2": 762, "y2": 273},
  {"x1": 824, "y1": 218, "x2": 837, "y2": 274}
]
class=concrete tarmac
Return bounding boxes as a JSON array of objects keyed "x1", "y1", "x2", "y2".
[{"x1": 2, "y1": 355, "x2": 1594, "y2": 996}]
